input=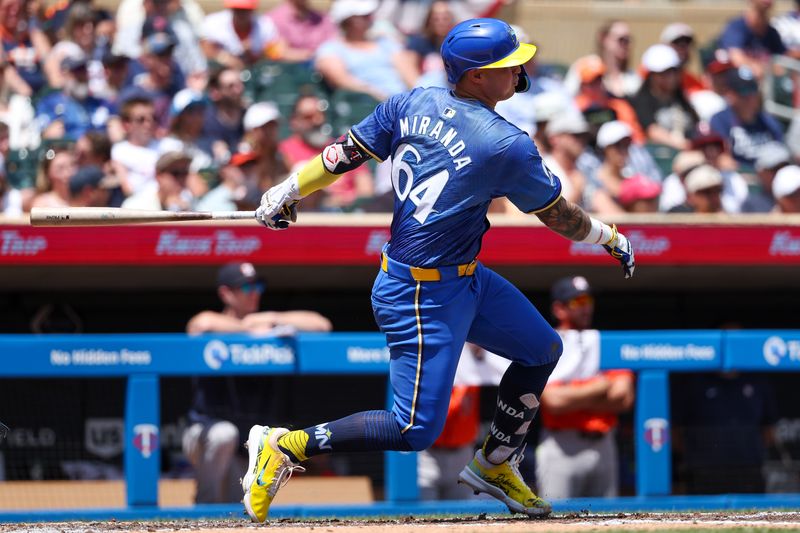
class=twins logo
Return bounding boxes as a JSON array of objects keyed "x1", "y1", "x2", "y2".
[
  {"x1": 133, "y1": 423, "x2": 159, "y2": 459},
  {"x1": 315, "y1": 423, "x2": 333, "y2": 451},
  {"x1": 644, "y1": 418, "x2": 669, "y2": 453},
  {"x1": 763, "y1": 336, "x2": 787, "y2": 367},
  {"x1": 203, "y1": 340, "x2": 229, "y2": 370}
]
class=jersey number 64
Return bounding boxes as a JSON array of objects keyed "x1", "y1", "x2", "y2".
[{"x1": 391, "y1": 143, "x2": 450, "y2": 225}]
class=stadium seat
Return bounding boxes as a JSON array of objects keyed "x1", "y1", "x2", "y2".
[
  {"x1": 329, "y1": 90, "x2": 381, "y2": 138},
  {"x1": 5, "y1": 148, "x2": 40, "y2": 189},
  {"x1": 246, "y1": 61, "x2": 323, "y2": 108},
  {"x1": 538, "y1": 62, "x2": 569, "y2": 81},
  {"x1": 645, "y1": 143, "x2": 679, "y2": 178}
]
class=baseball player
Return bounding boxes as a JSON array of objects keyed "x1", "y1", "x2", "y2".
[{"x1": 242, "y1": 18, "x2": 635, "y2": 523}]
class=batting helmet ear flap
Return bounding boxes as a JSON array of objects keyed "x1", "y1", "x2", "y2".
[{"x1": 516, "y1": 65, "x2": 531, "y2": 93}]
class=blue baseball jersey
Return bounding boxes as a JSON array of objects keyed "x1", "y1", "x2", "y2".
[{"x1": 351, "y1": 87, "x2": 561, "y2": 267}]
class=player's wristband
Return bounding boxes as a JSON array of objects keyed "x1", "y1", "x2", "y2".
[{"x1": 579, "y1": 218, "x2": 616, "y2": 245}]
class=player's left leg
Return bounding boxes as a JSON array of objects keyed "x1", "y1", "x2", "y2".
[
  {"x1": 243, "y1": 269, "x2": 476, "y2": 522},
  {"x1": 459, "y1": 265, "x2": 562, "y2": 516}
]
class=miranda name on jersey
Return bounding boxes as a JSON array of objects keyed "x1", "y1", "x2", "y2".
[{"x1": 399, "y1": 116, "x2": 472, "y2": 171}]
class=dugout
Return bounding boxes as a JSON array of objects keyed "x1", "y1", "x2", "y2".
[{"x1": 1, "y1": 213, "x2": 800, "y2": 501}]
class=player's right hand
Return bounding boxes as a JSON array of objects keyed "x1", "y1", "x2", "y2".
[
  {"x1": 603, "y1": 225, "x2": 635, "y2": 279},
  {"x1": 255, "y1": 174, "x2": 301, "y2": 230}
]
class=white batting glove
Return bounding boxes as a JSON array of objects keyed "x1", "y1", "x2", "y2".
[
  {"x1": 255, "y1": 173, "x2": 302, "y2": 230},
  {"x1": 603, "y1": 225, "x2": 635, "y2": 279}
]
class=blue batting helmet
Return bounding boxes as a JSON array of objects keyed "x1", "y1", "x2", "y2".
[{"x1": 440, "y1": 18, "x2": 537, "y2": 92}]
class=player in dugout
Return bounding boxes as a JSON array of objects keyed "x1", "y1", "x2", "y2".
[{"x1": 244, "y1": 18, "x2": 635, "y2": 522}]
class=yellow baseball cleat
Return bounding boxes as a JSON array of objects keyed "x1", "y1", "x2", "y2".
[
  {"x1": 241, "y1": 425, "x2": 305, "y2": 523},
  {"x1": 458, "y1": 448, "x2": 552, "y2": 517}
]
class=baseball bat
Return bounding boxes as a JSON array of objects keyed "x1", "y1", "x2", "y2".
[{"x1": 30, "y1": 207, "x2": 257, "y2": 226}]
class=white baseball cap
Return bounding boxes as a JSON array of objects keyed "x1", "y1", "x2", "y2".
[
  {"x1": 660, "y1": 23, "x2": 694, "y2": 44},
  {"x1": 596, "y1": 120, "x2": 633, "y2": 149},
  {"x1": 329, "y1": 0, "x2": 378, "y2": 25},
  {"x1": 642, "y1": 44, "x2": 681, "y2": 73},
  {"x1": 546, "y1": 112, "x2": 589, "y2": 136},
  {"x1": 243, "y1": 102, "x2": 280, "y2": 131},
  {"x1": 773, "y1": 165, "x2": 800, "y2": 198},
  {"x1": 685, "y1": 164, "x2": 723, "y2": 194},
  {"x1": 170, "y1": 88, "x2": 206, "y2": 117},
  {"x1": 532, "y1": 92, "x2": 569, "y2": 123}
]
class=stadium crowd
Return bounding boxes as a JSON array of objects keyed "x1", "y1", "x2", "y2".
[{"x1": 1, "y1": 0, "x2": 800, "y2": 216}]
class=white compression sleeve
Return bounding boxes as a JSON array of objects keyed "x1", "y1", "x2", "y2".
[{"x1": 579, "y1": 218, "x2": 615, "y2": 245}]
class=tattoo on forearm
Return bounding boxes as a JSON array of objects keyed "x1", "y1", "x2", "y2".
[{"x1": 535, "y1": 198, "x2": 591, "y2": 241}]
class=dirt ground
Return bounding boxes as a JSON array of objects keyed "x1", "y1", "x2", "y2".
[{"x1": 3, "y1": 511, "x2": 800, "y2": 533}]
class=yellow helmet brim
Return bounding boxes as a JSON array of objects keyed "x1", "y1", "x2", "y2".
[{"x1": 479, "y1": 42, "x2": 538, "y2": 70}]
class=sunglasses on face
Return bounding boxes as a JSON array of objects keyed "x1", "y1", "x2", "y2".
[
  {"x1": 238, "y1": 281, "x2": 265, "y2": 294},
  {"x1": 165, "y1": 168, "x2": 189, "y2": 178},
  {"x1": 567, "y1": 294, "x2": 595, "y2": 309},
  {"x1": 616, "y1": 36, "x2": 631, "y2": 44},
  {"x1": 131, "y1": 114, "x2": 156, "y2": 124},
  {"x1": 672, "y1": 37, "x2": 694, "y2": 46}
]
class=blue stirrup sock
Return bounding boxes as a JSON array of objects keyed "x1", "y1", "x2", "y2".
[
  {"x1": 483, "y1": 360, "x2": 558, "y2": 464},
  {"x1": 277, "y1": 410, "x2": 412, "y2": 462}
]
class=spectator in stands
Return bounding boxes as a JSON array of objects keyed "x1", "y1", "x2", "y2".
[
  {"x1": 618, "y1": 174, "x2": 661, "y2": 214},
  {"x1": 0, "y1": 0, "x2": 50, "y2": 95},
  {"x1": 112, "y1": 95, "x2": 162, "y2": 197},
  {"x1": 543, "y1": 112, "x2": 589, "y2": 205},
  {"x1": 661, "y1": 23, "x2": 706, "y2": 95},
  {"x1": 536, "y1": 276, "x2": 634, "y2": 499},
  {"x1": 403, "y1": 1, "x2": 455, "y2": 88},
  {"x1": 566, "y1": 20, "x2": 640, "y2": 98},
  {"x1": 43, "y1": 3, "x2": 101, "y2": 90},
  {"x1": 630, "y1": 44, "x2": 699, "y2": 151},
  {"x1": 718, "y1": 0, "x2": 786, "y2": 80},
  {"x1": 75, "y1": 131, "x2": 110, "y2": 168},
  {"x1": 31, "y1": 147, "x2": 77, "y2": 209},
  {"x1": 240, "y1": 102, "x2": 288, "y2": 191},
  {"x1": 744, "y1": 142, "x2": 792, "y2": 212},
  {"x1": 183, "y1": 261, "x2": 332, "y2": 503},
  {"x1": 121, "y1": 150, "x2": 195, "y2": 210},
  {"x1": 772, "y1": 165, "x2": 800, "y2": 213},
  {"x1": 572, "y1": 55, "x2": 645, "y2": 144},
  {"x1": 688, "y1": 58, "x2": 730, "y2": 124},
  {"x1": 279, "y1": 94, "x2": 373, "y2": 211},
  {"x1": 709, "y1": 66, "x2": 784, "y2": 168},
  {"x1": 67, "y1": 164, "x2": 113, "y2": 207},
  {"x1": 200, "y1": 0, "x2": 279, "y2": 70},
  {"x1": 76, "y1": 130, "x2": 125, "y2": 205},
  {"x1": 124, "y1": 32, "x2": 184, "y2": 130},
  {"x1": 114, "y1": 0, "x2": 206, "y2": 79},
  {"x1": 202, "y1": 67, "x2": 246, "y2": 157},
  {"x1": 495, "y1": 25, "x2": 567, "y2": 137},
  {"x1": 0, "y1": 66, "x2": 37, "y2": 150},
  {"x1": 197, "y1": 151, "x2": 258, "y2": 211},
  {"x1": 668, "y1": 164, "x2": 726, "y2": 214},
  {"x1": 688, "y1": 127, "x2": 749, "y2": 213},
  {"x1": 372, "y1": 0, "x2": 512, "y2": 37},
  {"x1": 773, "y1": 0, "x2": 800, "y2": 57},
  {"x1": 0, "y1": 153, "x2": 23, "y2": 216},
  {"x1": 528, "y1": 91, "x2": 574, "y2": 156},
  {"x1": 315, "y1": 0, "x2": 416, "y2": 101},
  {"x1": 583, "y1": 120, "x2": 660, "y2": 214},
  {"x1": 35, "y1": 55, "x2": 113, "y2": 141},
  {"x1": 98, "y1": 52, "x2": 132, "y2": 126},
  {"x1": 265, "y1": 0, "x2": 336, "y2": 63},
  {"x1": 160, "y1": 89, "x2": 215, "y2": 178},
  {"x1": 659, "y1": 150, "x2": 705, "y2": 212}
]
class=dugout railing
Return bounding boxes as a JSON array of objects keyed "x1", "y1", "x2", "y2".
[{"x1": 1, "y1": 330, "x2": 800, "y2": 521}]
